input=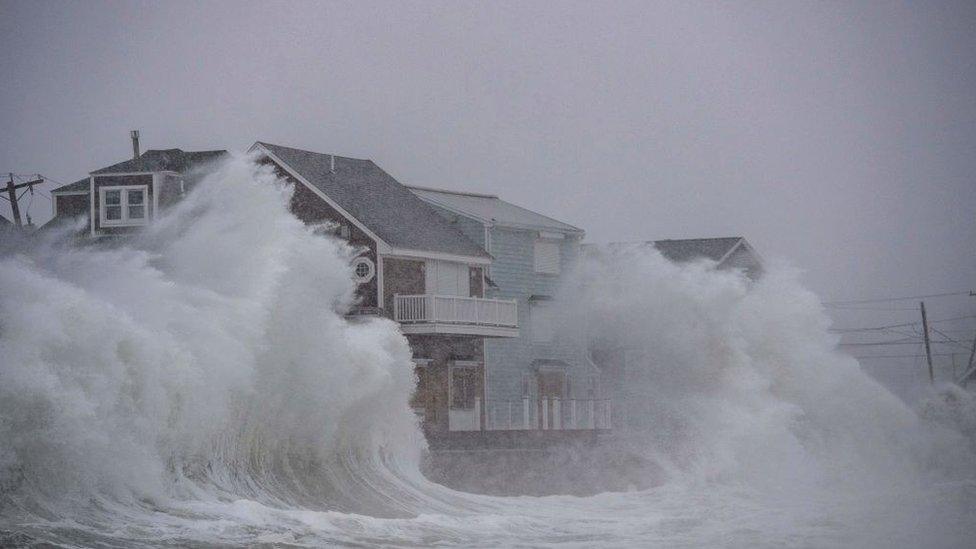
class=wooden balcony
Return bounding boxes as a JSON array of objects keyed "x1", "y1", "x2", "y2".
[{"x1": 393, "y1": 294, "x2": 519, "y2": 338}]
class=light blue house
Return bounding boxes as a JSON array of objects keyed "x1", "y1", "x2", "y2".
[{"x1": 410, "y1": 186, "x2": 608, "y2": 430}]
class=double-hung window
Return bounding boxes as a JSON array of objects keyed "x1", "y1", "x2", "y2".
[{"x1": 100, "y1": 185, "x2": 148, "y2": 226}]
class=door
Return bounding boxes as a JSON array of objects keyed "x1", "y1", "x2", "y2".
[
  {"x1": 448, "y1": 364, "x2": 482, "y2": 431},
  {"x1": 427, "y1": 260, "x2": 470, "y2": 296}
]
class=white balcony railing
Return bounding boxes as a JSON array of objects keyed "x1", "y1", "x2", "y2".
[{"x1": 394, "y1": 294, "x2": 518, "y2": 328}]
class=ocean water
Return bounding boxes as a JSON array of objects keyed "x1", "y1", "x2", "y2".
[{"x1": 1, "y1": 156, "x2": 974, "y2": 548}]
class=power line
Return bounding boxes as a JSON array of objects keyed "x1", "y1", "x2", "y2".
[
  {"x1": 830, "y1": 315, "x2": 976, "y2": 333},
  {"x1": 839, "y1": 340, "x2": 973, "y2": 347},
  {"x1": 823, "y1": 290, "x2": 973, "y2": 306},
  {"x1": 827, "y1": 306, "x2": 921, "y2": 312},
  {"x1": 851, "y1": 353, "x2": 962, "y2": 360},
  {"x1": 930, "y1": 328, "x2": 972, "y2": 352}
]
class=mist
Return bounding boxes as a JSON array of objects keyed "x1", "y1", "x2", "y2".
[{"x1": 2, "y1": 1, "x2": 975, "y2": 547}]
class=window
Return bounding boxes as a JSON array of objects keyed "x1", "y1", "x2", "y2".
[
  {"x1": 534, "y1": 238, "x2": 561, "y2": 274},
  {"x1": 100, "y1": 185, "x2": 148, "y2": 226},
  {"x1": 450, "y1": 366, "x2": 479, "y2": 409},
  {"x1": 531, "y1": 302, "x2": 555, "y2": 343},
  {"x1": 352, "y1": 257, "x2": 375, "y2": 283}
]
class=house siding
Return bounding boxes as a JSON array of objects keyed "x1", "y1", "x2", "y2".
[
  {"x1": 383, "y1": 258, "x2": 425, "y2": 317},
  {"x1": 418, "y1": 203, "x2": 596, "y2": 411},
  {"x1": 483, "y1": 227, "x2": 593, "y2": 407},
  {"x1": 264, "y1": 158, "x2": 380, "y2": 308},
  {"x1": 408, "y1": 335, "x2": 485, "y2": 434},
  {"x1": 54, "y1": 194, "x2": 89, "y2": 220}
]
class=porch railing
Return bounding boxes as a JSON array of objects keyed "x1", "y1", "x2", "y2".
[
  {"x1": 394, "y1": 294, "x2": 518, "y2": 328},
  {"x1": 476, "y1": 398, "x2": 612, "y2": 431}
]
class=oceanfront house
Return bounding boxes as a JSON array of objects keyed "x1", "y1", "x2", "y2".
[
  {"x1": 585, "y1": 237, "x2": 764, "y2": 431},
  {"x1": 40, "y1": 134, "x2": 612, "y2": 439},
  {"x1": 588, "y1": 237, "x2": 764, "y2": 280},
  {"x1": 47, "y1": 139, "x2": 228, "y2": 237},
  {"x1": 248, "y1": 142, "x2": 522, "y2": 434},
  {"x1": 409, "y1": 187, "x2": 610, "y2": 432}
]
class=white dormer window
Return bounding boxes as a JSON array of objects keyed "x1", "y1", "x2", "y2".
[
  {"x1": 534, "y1": 233, "x2": 563, "y2": 274},
  {"x1": 100, "y1": 185, "x2": 148, "y2": 227}
]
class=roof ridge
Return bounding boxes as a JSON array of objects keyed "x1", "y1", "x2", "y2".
[
  {"x1": 655, "y1": 236, "x2": 743, "y2": 242},
  {"x1": 257, "y1": 141, "x2": 370, "y2": 162},
  {"x1": 406, "y1": 185, "x2": 499, "y2": 199}
]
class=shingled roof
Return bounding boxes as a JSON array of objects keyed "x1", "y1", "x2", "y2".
[
  {"x1": 652, "y1": 237, "x2": 744, "y2": 263},
  {"x1": 50, "y1": 177, "x2": 90, "y2": 194},
  {"x1": 591, "y1": 237, "x2": 756, "y2": 265},
  {"x1": 408, "y1": 186, "x2": 583, "y2": 234},
  {"x1": 50, "y1": 149, "x2": 229, "y2": 194},
  {"x1": 255, "y1": 142, "x2": 490, "y2": 260},
  {"x1": 91, "y1": 149, "x2": 227, "y2": 174}
]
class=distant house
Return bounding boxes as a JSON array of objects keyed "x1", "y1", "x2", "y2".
[
  {"x1": 47, "y1": 145, "x2": 228, "y2": 237},
  {"x1": 587, "y1": 236, "x2": 763, "y2": 280},
  {"x1": 249, "y1": 142, "x2": 520, "y2": 434},
  {"x1": 586, "y1": 236, "x2": 764, "y2": 431},
  {"x1": 410, "y1": 186, "x2": 608, "y2": 431}
]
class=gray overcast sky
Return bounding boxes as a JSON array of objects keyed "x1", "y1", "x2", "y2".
[{"x1": 2, "y1": 1, "x2": 974, "y2": 324}]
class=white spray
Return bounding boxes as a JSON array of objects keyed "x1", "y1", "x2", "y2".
[{"x1": 1, "y1": 156, "x2": 974, "y2": 547}]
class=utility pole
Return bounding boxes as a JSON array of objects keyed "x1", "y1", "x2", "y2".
[
  {"x1": 920, "y1": 301, "x2": 934, "y2": 384},
  {"x1": 962, "y1": 328, "x2": 976, "y2": 387},
  {"x1": 4, "y1": 173, "x2": 43, "y2": 227}
]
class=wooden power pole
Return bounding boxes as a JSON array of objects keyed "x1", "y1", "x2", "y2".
[
  {"x1": 920, "y1": 301, "x2": 934, "y2": 384},
  {"x1": 961, "y1": 333, "x2": 976, "y2": 387},
  {"x1": 4, "y1": 173, "x2": 43, "y2": 227}
]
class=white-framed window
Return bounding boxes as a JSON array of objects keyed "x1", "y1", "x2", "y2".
[
  {"x1": 99, "y1": 185, "x2": 148, "y2": 226},
  {"x1": 530, "y1": 302, "x2": 555, "y2": 343},
  {"x1": 534, "y1": 238, "x2": 561, "y2": 274},
  {"x1": 352, "y1": 256, "x2": 375, "y2": 283}
]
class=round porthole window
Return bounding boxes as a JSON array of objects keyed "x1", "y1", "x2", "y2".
[{"x1": 352, "y1": 257, "x2": 375, "y2": 283}]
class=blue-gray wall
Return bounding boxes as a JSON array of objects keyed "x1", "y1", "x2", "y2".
[{"x1": 424, "y1": 203, "x2": 597, "y2": 409}]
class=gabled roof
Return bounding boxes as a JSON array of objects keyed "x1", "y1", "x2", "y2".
[
  {"x1": 50, "y1": 149, "x2": 229, "y2": 194},
  {"x1": 652, "y1": 237, "x2": 744, "y2": 263},
  {"x1": 408, "y1": 185, "x2": 583, "y2": 234},
  {"x1": 593, "y1": 236, "x2": 761, "y2": 268},
  {"x1": 92, "y1": 149, "x2": 228, "y2": 174},
  {"x1": 254, "y1": 142, "x2": 490, "y2": 261},
  {"x1": 50, "y1": 177, "x2": 90, "y2": 194}
]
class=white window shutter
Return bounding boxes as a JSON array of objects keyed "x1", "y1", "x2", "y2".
[{"x1": 534, "y1": 239, "x2": 560, "y2": 274}]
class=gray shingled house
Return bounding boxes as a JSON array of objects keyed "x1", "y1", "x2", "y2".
[
  {"x1": 249, "y1": 142, "x2": 521, "y2": 434},
  {"x1": 47, "y1": 145, "x2": 228, "y2": 237}
]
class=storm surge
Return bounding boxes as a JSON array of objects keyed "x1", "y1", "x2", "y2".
[
  {"x1": 1, "y1": 157, "x2": 974, "y2": 547},
  {"x1": 0, "y1": 157, "x2": 471, "y2": 546}
]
